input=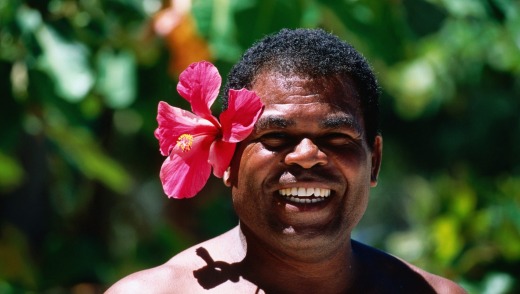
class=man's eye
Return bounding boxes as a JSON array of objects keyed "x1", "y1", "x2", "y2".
[
  {"x1": 260, "y1": 133, "x2": 290, "y2": 148},
  {"x1": 321, "y1": 133, "x2": 354, "y2": 146}
]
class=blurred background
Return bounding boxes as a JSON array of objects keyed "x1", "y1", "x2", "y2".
[{"x1": 1, "y1": 0, "x2": 519, "y2": 293}]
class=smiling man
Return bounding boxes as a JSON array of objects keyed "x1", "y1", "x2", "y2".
[{"x1": 107, "y1": 28, "x2": 467, "y2": 293}]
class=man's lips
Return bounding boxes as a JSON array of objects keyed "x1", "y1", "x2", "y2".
[{"x1": 278, "y1": 187, "x2": 332, "y2": 204}]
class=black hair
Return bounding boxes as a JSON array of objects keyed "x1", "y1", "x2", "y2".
[{"x1": 223, "y1": 28, "x2": 380, "y2": 147}]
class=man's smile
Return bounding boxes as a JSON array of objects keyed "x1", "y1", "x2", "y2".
[{"x1": 278, "y1": 187, "x2": 331, "y2": 204}]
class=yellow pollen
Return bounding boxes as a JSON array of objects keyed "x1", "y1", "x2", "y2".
[{"x1": 176, "y1": 134, "x2": 193, "y2": 152}]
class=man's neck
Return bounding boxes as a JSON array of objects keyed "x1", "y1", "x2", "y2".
[{"x1": 237, "y1": 224, "x2": 358, "y2": 293}]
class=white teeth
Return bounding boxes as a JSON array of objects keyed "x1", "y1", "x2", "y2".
[{"x1": 278, "y1": 187, "x2": 331, "y2": 198}]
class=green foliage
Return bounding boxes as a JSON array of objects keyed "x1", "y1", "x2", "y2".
[{"x1": 0, "y1": 0, "x2": 519, "y2": 292}]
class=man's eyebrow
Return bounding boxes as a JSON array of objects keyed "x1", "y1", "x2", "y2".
[
  {"x1": 255, "y1": 116, "x2": 295, "y2": 130},
  {"x1": 320, "y1": 115, "x2": 363, "y2": 134}
]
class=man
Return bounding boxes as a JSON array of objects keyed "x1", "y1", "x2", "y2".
[{"x1": 107, "y1": 28, "x2": 466, "y2": 293}]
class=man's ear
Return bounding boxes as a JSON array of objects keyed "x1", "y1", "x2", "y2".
[
  {"x1": 370, "y1": 135, "x2": 383, "y2": 187},
  {"x1": 223, "y1": 168, "x2": 232, "y2": 187}
]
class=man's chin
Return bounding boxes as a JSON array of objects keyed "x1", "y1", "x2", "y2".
[{"x1": 274, "y1": 193, "x2": 340, "y2": 228}]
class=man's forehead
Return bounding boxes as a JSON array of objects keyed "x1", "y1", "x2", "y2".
[{"x1": 251, "y1": 71, "x2": 360, "y2": 108}]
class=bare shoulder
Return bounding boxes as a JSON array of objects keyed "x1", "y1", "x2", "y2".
[
  {"x1": 105, "y1": 263, "x2": 181, "y2": 293},
  {"x1": 106, "y1": 226, "x2": 245, "y2": 293},
  {"x1": 105, "y1": 248, "x2": 205, "y2": 293},
  {"x1": 405, "y1": 261, "x2": 468, "y2": 294}
]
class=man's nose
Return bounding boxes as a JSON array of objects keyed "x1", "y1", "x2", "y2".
[{"x1": 284, "y1": 138, "x2": 328, "y2": 168}]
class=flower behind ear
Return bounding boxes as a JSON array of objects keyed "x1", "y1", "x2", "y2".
[{"x1": 154, "y1": 61, "x2": 263, "y2": 198}]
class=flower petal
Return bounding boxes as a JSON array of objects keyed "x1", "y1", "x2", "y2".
[
  {"x1": 155, "y1": 101, "x2": 216, "y2": 156},
  {"x1": 209, "y1": 140, "x2": 236, "y2": 178},
  {"x1": 156, "y1": 62, "x2": 264, "y2": 199},
  {"x1": 160, "y1": 135, "x2": 213, "y2": 198},
  {"x1": 220, "y1": 88, "x2": 264, "y2": 143},
  {"x1": 177, "y1": 61, "x2": 220, "y2": 124}
]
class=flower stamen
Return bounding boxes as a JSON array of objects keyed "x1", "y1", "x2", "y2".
[{"x1": 177, "y1": 134, "x2": 193, "y2": 152}]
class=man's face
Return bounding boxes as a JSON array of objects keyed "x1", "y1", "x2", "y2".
[{"x1": 226, "y1": 70, "x2": 382, "y2": 251}]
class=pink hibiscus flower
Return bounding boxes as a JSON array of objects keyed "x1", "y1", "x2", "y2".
[{"x1": 154, "y1": 61, "x2": 263, "y2": 198}]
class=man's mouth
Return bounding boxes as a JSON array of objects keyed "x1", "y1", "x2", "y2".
[{"x1": 278, "y1": 187, "x2": 331, "y2": 204}]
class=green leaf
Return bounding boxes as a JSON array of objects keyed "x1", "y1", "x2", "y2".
[
  {"x1": 15, "y1": 4, "x2": 42, "y2": 34},
  {"x1": 35, "y1": 25, "x2": 94, "y2": 102},
  {"x1": 96, "y1": 49, "x2": 137, "y2": 109},
  {"x1": 432, "y1": 216, "x2": 463, "y2": 263},
  {"x1": 46, "y1": 122, "x2": 132, "y2": 194},
  {"x1": 0, "y1": 151, "x2": 24, "y2": 192},
  {"x1": 437, "y1": 0, "x2": 487, "y2": 18}
]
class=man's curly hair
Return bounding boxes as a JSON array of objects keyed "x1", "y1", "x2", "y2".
[{"x1": 223, "y1": 28, "x2": 380, "y2": 147}]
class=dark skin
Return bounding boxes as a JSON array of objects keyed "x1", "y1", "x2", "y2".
[{"x1": 107, "y1": 71, "x2": 467, "y2": 293}]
